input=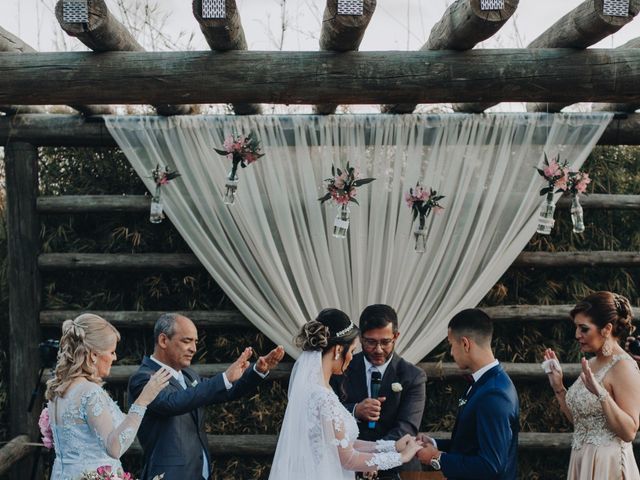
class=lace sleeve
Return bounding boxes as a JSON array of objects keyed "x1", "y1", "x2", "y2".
[
  {"x1": 82, "y1": 385, "x2": 146, "y2": 459},
  {"x1": 317, "y1": 391, "x2": 402, "y2": 472}
]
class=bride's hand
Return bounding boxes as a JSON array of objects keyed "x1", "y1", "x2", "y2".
[
  {"x1": 136, "y1": 368, "x2": 172, "y2": 406},
  {"x1": 399, "y1": 438, "x2": 422, "y2": 463}
]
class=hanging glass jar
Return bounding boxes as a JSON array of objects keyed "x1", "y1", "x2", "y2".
[
  {"x1": 414, "y1": 215, "x2": 427, "y2": 253},
  {"x1": 223, "y1": 169, "x2": 239, "y2": 205},
  {"x1": 149, "y1": 185, "x2": 164, "y2": 224},
  {"x1": 571, "y1": 194, "x2": 585, "y2": 234},
  {"x1": 536, "y1": 191, "x2": 555, "y2": 235},
  {"x1": 333, "y1": 204, "x2": 350, "y2": 239}
]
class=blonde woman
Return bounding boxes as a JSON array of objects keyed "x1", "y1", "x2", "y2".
[
  {"x1": 543, "y1": 292, "x2": 640, "y2": 480},
  {"x1": 46, "y1": 313, "x2": 171, "y2": 479}
]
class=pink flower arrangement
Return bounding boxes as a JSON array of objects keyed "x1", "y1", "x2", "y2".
[
  {"x1": 38, "y1": 406, "x2": 54, "y2": 449},
  {"x1": 151, "y1": 164, "x2": 181, "y2": 186},
  {"x1": 536, "y1": 153, "x2": 569, "y2": 197},
  {"x1": 80, "y1": 466, "x2": 164, "y2": 480},
  {"x1": 214, "y1": 132, "x2": 265, "y2": 181},
  {"x1": 567, "y1": 170, "x2": 591, "y2": 195},
  {"x1": 318, "y1": 163, "x2": 375, "y2": 206},
  {"x1": 405, "y1": 183, "x2": 445, "y2": 226}
]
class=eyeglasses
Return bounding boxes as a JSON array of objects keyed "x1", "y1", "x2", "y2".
[{"x1": 361, "y1": 337, "x2": 396, "y2": 349}]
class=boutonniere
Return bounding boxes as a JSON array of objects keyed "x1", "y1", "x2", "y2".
[
  {"x1": 190, "y1": 379, "x2": 198, "y2": 387},
  {"x1": 458, "y1": 397, "x2": 467, "y2": 408},
  {"x1": 391, "y1": 382, "x2": 403, "y2": 393}
]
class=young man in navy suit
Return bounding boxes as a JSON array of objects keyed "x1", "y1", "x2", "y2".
[{"x1": 416, "y1": 308, "x2": 519, "y2": 480}]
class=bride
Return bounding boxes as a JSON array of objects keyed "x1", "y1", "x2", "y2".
[{"x1": 269, "y1": 308, "x2": 422, "y2": 479}]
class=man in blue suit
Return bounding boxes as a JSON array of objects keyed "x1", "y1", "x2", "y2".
[
  {"x1": 128, "y1": 313, "x2": 284, "y2": 480},
  {"x1": 416, "y1": 308, "x2": 519, "y2": 480}
]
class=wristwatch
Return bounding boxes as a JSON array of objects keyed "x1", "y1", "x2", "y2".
[{"x1": 430, "y1": 453, "x2": 442, "y2": 471}]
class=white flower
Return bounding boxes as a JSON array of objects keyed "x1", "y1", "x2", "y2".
[
  {"x1": 190, "y1": 379, "x2": 199, "y2": 387},
  {"x1": 391, "y1": 382, "x2": 403, "y2": 393},
  {"x1": 458, "y1": 398, "x2": 467, "y2": 407}
]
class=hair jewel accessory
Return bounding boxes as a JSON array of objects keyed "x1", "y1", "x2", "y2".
[
  {"x1": 336, "y1": 323, "x2": 355, "y2": 338},
  {"x1": 613, "y1": 294, "x2": 622, "y2": 312}
]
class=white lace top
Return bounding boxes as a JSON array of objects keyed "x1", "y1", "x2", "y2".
[
  {"x1": 308, "y1": 384, "x2": 402, "y2": 472},
  {"x1": 48, "y1": 380, "x2": 146, "y2": 480},
  {"x1": 566, "y1": 354, "x2": 639, "y2": 450}
]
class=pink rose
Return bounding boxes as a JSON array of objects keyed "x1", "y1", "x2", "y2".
[
  {"x1": 334, "y1": 172, "x2": 348, "y2": 190},
  {"x1": 543, "y1": 161, "x2": 561, "y2": 179},
  {"x1": 38, "y1": 407, "x2": 54, "y2": 449},
  {"x1": 223, "y1": 136, "x2": 235, "y2": 152}
]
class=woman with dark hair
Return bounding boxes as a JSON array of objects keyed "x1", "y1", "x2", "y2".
[
  {"x1": 269, "y1": 308, "x2": 421, "y2": 479},
  {"x1": 543, "y1": 292, "x2": 640, "y2": 480}
]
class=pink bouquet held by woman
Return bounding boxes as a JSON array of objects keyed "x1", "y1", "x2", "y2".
[
  {"x1": 39, "y1": 406, "x2": 54, "y2": 449},
  {"x1": 80, "y1": 465, "x2": 164, "y2": 480}
]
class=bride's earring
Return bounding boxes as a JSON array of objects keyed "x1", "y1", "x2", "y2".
[
  {"x1": 334, "y1": 348, "x2": 341, "y2": 361},
  {"x1": 602, "y1": 337, "x2": 613, "y2": 357}
]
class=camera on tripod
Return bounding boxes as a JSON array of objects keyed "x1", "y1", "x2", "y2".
[{"x1": 39, "y1": 339, "x2": 60, "y2": 369}]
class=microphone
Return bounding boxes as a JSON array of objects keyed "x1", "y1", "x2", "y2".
[{"x1": 368, "y1": 371, "x2": 382, "y2": 429}]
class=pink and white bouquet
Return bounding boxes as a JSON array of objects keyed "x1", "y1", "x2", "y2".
[
  {"x1": 318, "y1": 163, "x2": 375, "y2": 206},
  {"x1": 38, "y1": 406, "x2": 54, "y2": 449},
  {"x1": 405, "y1": 183, "x2": 445, "y2": 225},
  {"x1": 536, "y1": 153, "x2": 569, "y2": 197},
  {"x1": 566, "y1": 170, "x2": 591, "y2": 195},
  {"x1": 80, "y1": 466, "x2": 164, "y2": 480},
  {"x1": 214, "y1": 132, "x2": 265, "y2": 204},
  {"x1": 148, "y1": 164, "x2": 181, "y2": 224},
  {"x1": 151, "y1": 164, "x2": 181, "y2": 187},
  {"x1": 405, "y1": 183, "x2": 445, "y2": 253}
]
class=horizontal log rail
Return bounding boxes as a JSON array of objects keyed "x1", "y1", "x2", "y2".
[
  {"x1": 2, "y1": 113, "x2": 640, "y2": 147},
  {"x1": 36, "y1": 194, "x2": 640, "y2": 214},
  {"x1": 122, "y1": 431, "x2": 640, "y2": 455},
  {"x1": 0, "y1": 435, "x2": 37, "y2": 476},
  {"x1": 37, "y1": 251, "x2": 640, "y2": 272},
  {"x1": 53, "y1": 362, "x2": 588, "y2": 384},
  {"x1": 39, "y1": 304, "x2": 640, "y2": 329},
  {"x1": 2, "y1": 50, "x2": 640, "y2": 105}
]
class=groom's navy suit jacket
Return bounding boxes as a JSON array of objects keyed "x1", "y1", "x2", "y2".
[
  {"x1": 439, "y1": 364, "x2": 519, "y2": 480},
  {"x1": 128, "y1": 356, "x2": 263, "y2": 480},
  {"x1": 331, "y1": 352, "x2": 426, "y2": 471}
]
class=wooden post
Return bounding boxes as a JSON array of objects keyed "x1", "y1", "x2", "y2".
[
  {"x1": 4, "y1": 142, "x2": 41, "y2": 479},
  {"x1": 0, "y1": 436, "x2": 37, "y2": 476}
]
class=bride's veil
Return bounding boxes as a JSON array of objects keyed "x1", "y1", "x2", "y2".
[{"x1": 268, "y1": 350, "x2": 345, "y2": 479}]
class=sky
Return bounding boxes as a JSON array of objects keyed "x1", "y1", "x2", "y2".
[
  {"x1": 2, "y1": 0, "x2": 640, "y2": 52},
  {"x1": 1, "y1": 0, "x2": 639, "y2": 112}
]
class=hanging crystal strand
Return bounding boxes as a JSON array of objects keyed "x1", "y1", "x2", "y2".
[
  {"x1": 414, "y1": 214, "x2": 427, "y2": 253},
  {"x1": 571, "y1": 193, "x2": 585, "y2": 233},
  {"x1": 223, "y1": 168, "x2": 239, "y2": 205},
  {"x1": 536, "y1": 191, "x2": 556, "y2": 235},
  {"x1": 333, "y1": 204, "x2": 350, "y2": 239},
  {"x1": 149, "y1": 185, "x2": 164, "y2": 224}
]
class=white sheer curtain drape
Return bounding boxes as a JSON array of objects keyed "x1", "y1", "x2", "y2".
[{"x1": 105, "y1": 113, "x2": 611, "y2": 362}]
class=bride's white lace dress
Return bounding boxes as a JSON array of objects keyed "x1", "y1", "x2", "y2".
[
  {"x1": 269, "y1": 351, "x2": 402, "y2": 479},
  {"x1": 48, "y1": 380, "x2": 146, "y2": 480}
]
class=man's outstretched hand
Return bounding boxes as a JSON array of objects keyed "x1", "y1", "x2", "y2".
[
  {"x1": 256, "y1": 345, "x2": 285, "y2": 374},
  {"x1": 225, "y1": 347, "x2": 253, "y2": 383}
]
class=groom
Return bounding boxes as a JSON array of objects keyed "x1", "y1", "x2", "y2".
[
  {"x1": 128, "y1": 313, "x2": 285, "y2": 480},
  {"x1": 416, "y1": 308, "x2": 519, "y2": 480},
  {"x1": 331, "y1": 304, "x2": 427, "y2": 479}
]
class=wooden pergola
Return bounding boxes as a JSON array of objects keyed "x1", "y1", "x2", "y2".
[{"x1": 2, "y1": 0, "x2": 640, "y2": 477}]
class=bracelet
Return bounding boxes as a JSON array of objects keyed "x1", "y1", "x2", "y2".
[
  {"x1": 554, "y1": 388, "x2": 566, "y2": 395},
  {"x1": 597, "y1": 390, "x2": 609, "y2": 403}
]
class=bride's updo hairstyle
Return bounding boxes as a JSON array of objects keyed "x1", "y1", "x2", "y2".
[
  {"x1": 45, "y1": 313, "x2": 121, "y2": 401},
  {"x1": 295, "y1": 308, "x2": 359, "y2": 356},
  {"x1": 570, "y1": 291, "x2": 635, "y2": 339}
]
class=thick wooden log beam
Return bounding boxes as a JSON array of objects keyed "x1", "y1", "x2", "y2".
[
  {"x1": 40, "y1": 309, "x2": 251, "y2": 328},
  {"x1": 592, "y1": 37, "x2": 640, "y2": 114},
  {"x1": 35, "y1": 193, "x2": 640, "y2": 214},
  {"x1": 5, "y1": 142, "x2": 41, "y2": 479},
  {"x1": 0, "y1": 27, "x2": 51, "y2": 115},
  {"x1": 79, "y1": 361, "x2": 587, "y2": 384},
  {"x1": 383, "y1": 0, "x2": 519, "y2": 114},
  {"x1": 2, "y1": 113, "x2": 640, "y2": 147},
  {"x1": 36, "y1": 251, "x2": 640, "y2": 272},
  {"x1": 2, "y1": 50, "x2": 640, "y2": 105},
  {"x1": 0, "y1": 436, "x2": 37, "y2": 476},
  {"x1": 53, "y1": 0, "x2": 190, "y2": 116},
  {"x1": 457, "y1": 0, "x2": 640, "y2": 113},
  {"x1": 314, "y1": 0, "x2": 377, "y2": 115},
  {"x1": 39, "y1": 304, "x2": 640, "y2": 329},
  {"x1": 192, "y1": 0, "x2": 260, "y2": 115}
]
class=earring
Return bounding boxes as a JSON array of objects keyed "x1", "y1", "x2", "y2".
[
  {"x1": 602, "y1": 337, "x2": 613, "y2": 357},
  {"x1": 92, "y1": 357, "x2": 97, "y2": 364},
  {"x1": 334, "y1": 353, "x2": 339, "y2": 360}
]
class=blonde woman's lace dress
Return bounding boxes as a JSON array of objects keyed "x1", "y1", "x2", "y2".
[
  {"x1": 48, "y1": 380, "x2": 147, "y2": 480},
  {"x1": 565, "y1": 354, "x2": 640, "y2": 480}
]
